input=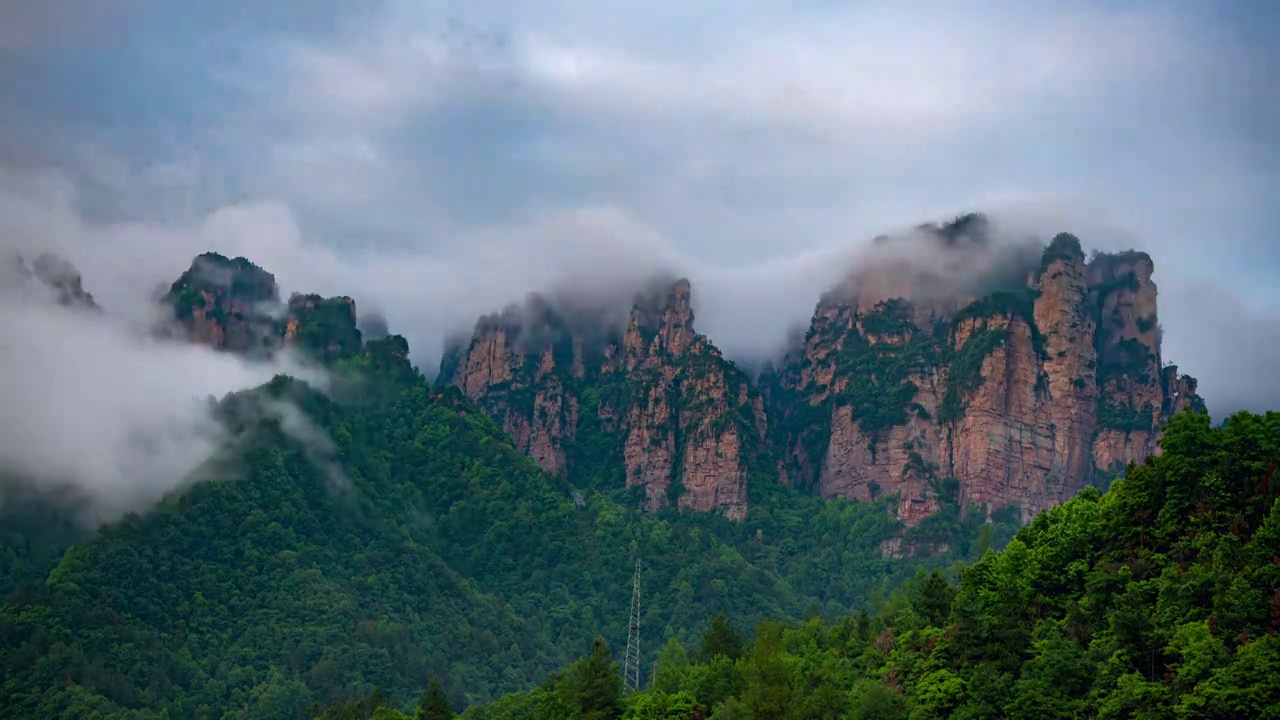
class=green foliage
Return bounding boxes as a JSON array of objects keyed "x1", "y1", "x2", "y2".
[
  {"x1": 1039, "y1": 233, "x2": 1084, "y2": 272},
  {"x1": 1098, "y1": 338, "x2": 1154, "y2": 385},
  {"x1": 926, "y1": 213, "x2": 990, "y2": 245},
  {"x1": 417, "y1": 678, "x2": 454, "y2": 720},
  {"x1": 622, "y1": 690, "x2": 700, "y2": 719},
  {"x1": 951, "y1": 288, "x2": 1037, "y2": 331},
  {"x1": 466, "y1": 408, "x2": 1280, "y2": 719},
  {"x1": 311, "y1": 687, "x2": 411, "y2": 720},
  {"x1": 695, "y1": 613, "x2": 745, "y2": 663},
  {"x1": 569, "y1": 637, "x2": 625, "y2": 720},
  {"x1": 0, "y1": 337, "x2": 1009, "y2": 718},
  {"x1": 288, "y1": 295, "x2": 364, "y2": 362},
  {"x1": 938, "y1": 323, "x2": 1006, "y2": 424},
  {"x1": 835, "y1": 310, "x2": 936, "y2": 435},
  {"x1": 859, "y1": 299, "x2": 915, "y2": 337},
  {"x1": 1096, "y1": 400, "x2": 1156, "y2": 433}
]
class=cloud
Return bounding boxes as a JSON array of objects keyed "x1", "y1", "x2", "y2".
[
  {"x1": 0, "y1": 0, "x2": 1276, "y2": 431},
  {"x1": 1160, "y1": 281, "x2": 1280, "y2": 419},
  {"x1": 0, "y1": 167, "x2": 685, "y2": 367},
  {"x1": 0, "y1": 0, "x2": 131, "y2": 51},
  {"x1": 0, "y1": 278, "x2": 328, "y2": 524}
]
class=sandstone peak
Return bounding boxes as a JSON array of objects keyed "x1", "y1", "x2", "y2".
[
  {"x1": 767, "y1": 229, "x2": 1203, "y2": 526},
  {"x1": 444, "y1": 224, "x2": 1204, "y2": 529},
  {"x1": 444, "y1": 274, "x2": 753, "y2": 520},
  {"x1": 162, "y1": 254, "x2": 364, "y2": 364},
  {"x1": 2, "y1": 251, "x2": 99, "y2": 310}
]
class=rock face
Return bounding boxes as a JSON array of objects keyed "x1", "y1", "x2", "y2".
[
  {"x1": 163, "y1": 253, "x2": 362, "y2": 362},
  {"x1": 765, "y1": 229, "x2": 1205, "y2": 525},
  {"x1": 441, "y1": 217, "x2": 1207, "y2": 526},
  {"x1": 442, "y1": 279, "x2": 758, "y2": 520},
  {"x1": 3, "y1": 252, "x2": 99, "y2": 310}
]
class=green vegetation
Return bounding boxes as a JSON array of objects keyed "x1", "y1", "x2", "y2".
[
  {"x1": 166, "y1": 253, "x2": 278, "y2": 310},
  {"x1": 456, "y1": 409, "x2": 1280, "y2": 719},
  {"x1": 287, "y1": 295, "x2": 365, "y2": 362},
  {"x1": 834, "y1": 304, "x2": 937, "y2": 435},
  {"x1": 1098, "y1": 338, "x2": 1155, "y2": 385},
  {"x1": 952, "y1": 288, "x2": 1037, "y2": 330},
  {"x1": 938, "y1": 323, "x2": 1006, "y2": 424},
  {"x1": 1, "y1": 241, "x2": 1236, "y2": 718},
  {"x1": 858, "y1": 299, "x2": 915, "y2": 338},
  {"x1": 1097, "y1": 400, "x2": 1156, "y2": 434},
  {"x1": 0, "y1": 333, "x2": 1009, "y2": 719},
  {"x1": 1039, "y1": 232, "x2": 1084, "y2": 272}
]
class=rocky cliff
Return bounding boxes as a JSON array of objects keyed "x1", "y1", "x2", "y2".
[
  {"x1": 451, "y1": 220, "x2": 1203, "y2": 525},
  {"x1": 441, "y1": 279, "x2": 760, "y2": 520},
  {"x1": 3, "y1": 252, "x2": 99, "y2": 310},
  {"x1": 162, "y1": 252, "x2": 362, "y2": 363},
  {"x1": 765, "y1": 225, "x2": 1204, "y2": 525}
]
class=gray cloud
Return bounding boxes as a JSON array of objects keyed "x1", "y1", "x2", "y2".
[
  {"x1": 0, "y1": 0, "x2": 1275, "y2": 481},
  {"x1": 0, "y1": 239, "x2": 330, "y2": 525},
  {"x1": 1160, "y1": 281, "x2": 1280, "y2": 419},
  {"x1": 0, "y1": 0, "x2": 123, "y2": 50}
]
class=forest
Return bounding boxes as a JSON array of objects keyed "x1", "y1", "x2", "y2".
[
  {"x1": 325, "y1": 408, "x2": 1280, "y2": 719},
  {"x1": 0, "y1": 335, "x2": 1021, "y2": 719}
]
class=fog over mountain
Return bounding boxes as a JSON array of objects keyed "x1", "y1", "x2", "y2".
[{"x1": 0, "y1": 0, "x2": 1277, "y2": 449}]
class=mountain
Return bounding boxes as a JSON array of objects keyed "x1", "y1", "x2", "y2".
[
  {"x1": 765, "y1": 225, "x2": 1204, "y2": 525},
  {"x1": 3, "y1": 251, "x2": 99, "y2": 309},
  {"x1": 456, "y1": 408, "x2": 1280, "y2": 720},
  {"x1": 163, "y1": 252, "x2": 362, "y2": 361},
  {"x1": 447, "y1": 216, "x2": 1204, "y2": 529},
  {"x1": 440, "y1": 278, "x2": 763, "y2": 520},
  {"x1": 0, "y1": 254, "x2": 1013, "y2": 718}
]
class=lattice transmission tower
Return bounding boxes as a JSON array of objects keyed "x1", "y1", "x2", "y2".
[{"x1": 623, "y1": 558, "x2": 642, "y2": 692}]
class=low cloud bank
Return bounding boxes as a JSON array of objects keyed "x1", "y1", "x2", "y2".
[
  {"x1": 2, "y1": 169, "x2": 1276, "y2": 526},
  {"x1": 0, "y1": 262, "x2": 329, "y2": 525}
]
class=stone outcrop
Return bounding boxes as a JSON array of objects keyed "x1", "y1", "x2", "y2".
[
  {"x1": 766, "y1": 229, "x2": 1205, "y2": 525},
  {"x1": 3, "y1": 252, "x2": 99, "y2": 310},
  {"x1": 162, "y1": 253, "x2": 362, "y2": 363},
  {"x1": 163, "y1": 253, "x2": 281, "y2": 353},
  {"x1": 446, "y1": 217, "x2": 1206, "y2": 527},
  {"x1": 283, "y1": 293, "x2": 362, "y2": 362},
  {"x1": 442, "y1": 279, "x2": 756, "y2": 520}
]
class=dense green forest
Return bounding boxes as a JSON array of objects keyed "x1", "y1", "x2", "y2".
[
  {"x1": 0, "y1": 335, "x2": 1018, "y2": 719},
  {"x1": 394, "y1": 409, "x2": 1276, "y2": 720}
]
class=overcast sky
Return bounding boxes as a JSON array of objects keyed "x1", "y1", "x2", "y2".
[{"x1": 1, "y1": 0, "x2": 1278, "y2": 417}]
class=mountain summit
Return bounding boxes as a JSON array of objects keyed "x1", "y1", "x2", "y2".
[
  {"x1": 449, "y1": 218, "x2": 1204, "y2": 526},
  {"x1": 441, "y1": 277, "x2": 760, "y2": 519}
]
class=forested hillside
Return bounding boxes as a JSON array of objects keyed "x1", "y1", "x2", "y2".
[
  {"x1": 0, "y1": 331, "x2": 1016, "y2": 719},
  {"x1": 3, "y1": 246, "x2": 1270, "y2": 720},
  {"x1": 435, "y1": 409, "x2": 1280, "y2": 720}
]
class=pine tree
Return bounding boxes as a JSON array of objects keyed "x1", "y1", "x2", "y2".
[
  {"x1": 415, "y1": 678, "x2": 452, "y2": 720},
  {"x1": 911, "y1": 568, "x2": 956, "y2": 627},
  {"x1": 741, "y1": 623, "x2": 790, "y2": 720},
  {"x1": 571, "y1": 636, "x2": 624, "y2": 720},
  {"x1": 696, "y1": 612, "x2": 745, "y2": 662}
]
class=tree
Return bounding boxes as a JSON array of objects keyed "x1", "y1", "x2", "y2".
[
  {"x1": 653, "y1": 637, "x2": 691, "y2": 694},
  {"x1": 570, "y1": 636, "x2": 624, "y2": 720},
  {"x1": 910, "y1": 569, "x2": 955, "y2": 628},
  {"x1": 417, "y1": 678, "x2": 453, "y2": 720},
  {"x1": 848, "y1": 679, "x2": 904, "y2": 720},
  {"x1": 739, "y1": 623, "x2": 789, "y2": 720},
  {"x1": 696, "y1": 613, "x2": 744, "y2": 663}
]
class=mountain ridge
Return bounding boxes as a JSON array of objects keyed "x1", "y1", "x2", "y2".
[{"x1": 444, "y1": 217, "x2": 1204, "y2": 526}]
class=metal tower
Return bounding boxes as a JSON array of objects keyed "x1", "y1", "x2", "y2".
[{"x1": 623, "y1": 558, "x2": 642, "y2": 692}]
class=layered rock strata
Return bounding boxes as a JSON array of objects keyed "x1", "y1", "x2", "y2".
[
  {"x1": 766, "y1": 230, "x2": 1204, "y2": 525},
  {"x1": 443, "y1": 279, "x2": 758, "y2": 520}
]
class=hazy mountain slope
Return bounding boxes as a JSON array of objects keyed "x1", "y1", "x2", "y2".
[
  {"x1": 456, "y1": 408, "x2": 1280, "y2": 720},
  {"x1": 0, "y1": 256, "x2": 1018, "y2": 719},
  {"x1": 445, "y1": 217, "x2": 1204, "y2": 530}
]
